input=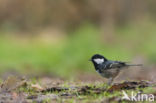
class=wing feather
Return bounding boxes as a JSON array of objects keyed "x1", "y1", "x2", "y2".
[{"x1": 107, "y1": 61, "x2": 126, "y2": 69}]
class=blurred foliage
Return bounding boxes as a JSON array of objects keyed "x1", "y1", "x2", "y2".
[
  {"x1": 0, "y1": 0, "x2": 156, "y2": 78},
  {"x1": 0, "y1": 22, "x2": 156, "y2": 78},
  {"x1": 0, "y1": 0, "x2": 156, "y2": 31}
]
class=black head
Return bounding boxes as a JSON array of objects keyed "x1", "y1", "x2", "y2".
[{"x1": 90, "y1": 54, "x2": 107, "y2": 65}]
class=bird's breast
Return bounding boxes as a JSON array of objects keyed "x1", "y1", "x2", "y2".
[{"x1": 96, "y1": 68, "x2": 120, "y2": 78}]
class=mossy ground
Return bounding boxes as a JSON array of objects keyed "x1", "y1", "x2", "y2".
[{"x1": 0, "y1": 76, "x2": 155, "y2": 103}]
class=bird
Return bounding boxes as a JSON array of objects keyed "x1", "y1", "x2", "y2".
[{"x1": 89, "y1": 54, "x2": 142, "y2": 85}]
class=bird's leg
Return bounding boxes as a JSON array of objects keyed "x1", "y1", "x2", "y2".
[{"x1": 107, "y1": 77, "x2": 114, "y2": 86}]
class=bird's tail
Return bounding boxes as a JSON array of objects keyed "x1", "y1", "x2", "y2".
[{"x1": 126, "y1": 64, "x2": 143, "y2": 66}]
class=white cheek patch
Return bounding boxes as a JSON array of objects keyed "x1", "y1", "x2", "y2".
[{"x1": 94, "y1": 58, "x2": 104, "y2": 64}]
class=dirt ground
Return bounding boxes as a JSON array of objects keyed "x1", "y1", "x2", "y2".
[
  {"x1": 0, "y1": 65, "x2": 156, "y2": 103},
  {"x1": 0, "y1": 75, "x2": 156, "y2": 103}
]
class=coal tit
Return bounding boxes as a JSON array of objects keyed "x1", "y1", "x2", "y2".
[{"x1": 90, "y1": 54, "x2": 142, "y2": 85}]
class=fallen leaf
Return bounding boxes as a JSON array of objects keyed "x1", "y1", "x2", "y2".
[
  {"x1": 11, "y1": 92, "x2": 18, "y2": 99},
  {"x1": 31, "y1": 84, "x2": 44, "y2": 91},
  {"x1": 0, "y1": 76, "x2": 27, "y2": 92}
]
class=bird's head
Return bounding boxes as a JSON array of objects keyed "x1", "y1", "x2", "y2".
[{"x1": 89, "y1": 54, "x2": 107, "y2": 65}]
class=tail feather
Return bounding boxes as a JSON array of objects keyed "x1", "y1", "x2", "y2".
[{"x1": 126, "y1": 64, "x2": 143, "y2": 66}]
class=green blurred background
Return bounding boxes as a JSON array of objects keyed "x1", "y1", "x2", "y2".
[{"x1": 0, "y1": 0, "x2": 156, "y2": 79}]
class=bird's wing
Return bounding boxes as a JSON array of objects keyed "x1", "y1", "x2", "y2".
[{"x1": 107, "y1": 61, "x2": 127, "y2": 69}]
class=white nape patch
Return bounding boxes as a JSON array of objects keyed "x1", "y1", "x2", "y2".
[{"x1": 94, "y1": 58, "x2": 104, "y2": 64}]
